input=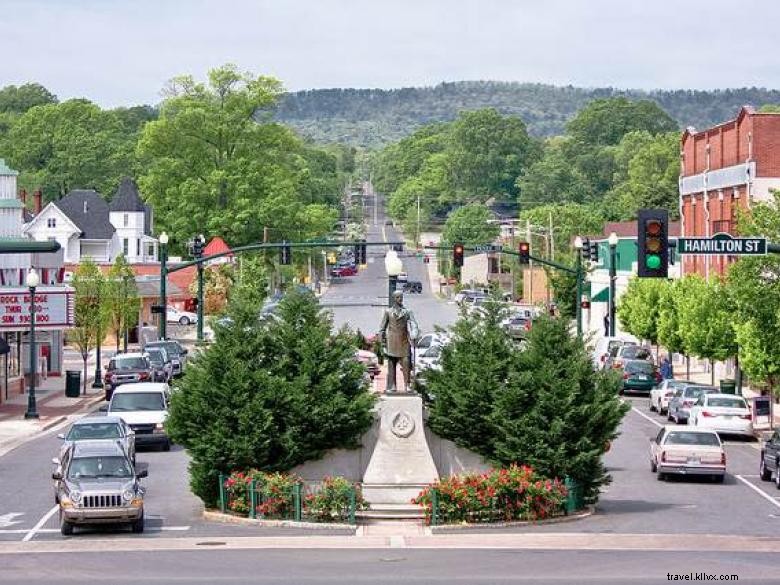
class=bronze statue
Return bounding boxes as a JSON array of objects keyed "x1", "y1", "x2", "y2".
[{"x1": 379, "y1": 290, "x2": 420, "y2": 393}]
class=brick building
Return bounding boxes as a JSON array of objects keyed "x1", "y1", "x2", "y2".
[{"x1": 680, "y1": 106, "x2": 780, "y2": 277}]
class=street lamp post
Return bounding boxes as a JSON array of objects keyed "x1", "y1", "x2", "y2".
[
  {"x1": 608, "y1": 232, "x2": 619, "y2": 337},
  {"x1": 195, "y1": 234, "x2": 205, "y2": 344},
  {"x1": 159, "y1": 232, "x2": 169, "y2": 340},
  {"x1": 384, "y1": 250, "x2": 403, "y2": 307},
  {"x1": 574, "y1": 236, "x2": 584, "y2": 338},
  {"x1": 92, "y1": 280, "x2": 103, "y2": 389},
  {"x1": 24, "y1": 268, "x2": 40, "y2": 419},
  {"x1": 122, "y1": 275, "x2": 130, "y2": 353}
]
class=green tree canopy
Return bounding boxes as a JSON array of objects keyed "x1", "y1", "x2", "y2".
[
  {"x1": 441, "y1": 203, "x2": 499, "y2": 247},
  {"x1": 517, "y1": 138, "x2": 592, "y2": 208},
  {"x1": 0, "y1": 83, "x2": 57, "y2": 114},
  {"x1": 166, "y1": 289, "x2": 375, "y2": 506},
  {"x1": 566, "y1": 98, "x2": 678, "y2": 147},
  {"x1": 617, "y1": 277, "x2": 664, "y2": 345}
]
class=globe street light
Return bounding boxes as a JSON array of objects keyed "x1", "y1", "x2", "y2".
[
  {"x1": 608, "y1": 232, "x2": 619, "y2": 337},
  {"x1": 158, "y1": 232, "x2": 169, "y2": 340},
  {"x1": 24, "y1": 268, "x2": 40, "y2": 419},
  {"x1": 385, "y1": 250, "x2": 403, "y2": 308}
]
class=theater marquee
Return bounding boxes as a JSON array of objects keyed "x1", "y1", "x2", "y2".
[{"x1": 0, "y1": 287, "x2": 75, "y2": 330}]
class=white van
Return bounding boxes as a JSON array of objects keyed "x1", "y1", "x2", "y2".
[{"x1": 103, "y1": 383, "x2": 171, "y2": 451}]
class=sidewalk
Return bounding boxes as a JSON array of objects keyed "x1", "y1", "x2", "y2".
[{"x1": 0, "y1": 372, "x2": 105, "y2": 457}]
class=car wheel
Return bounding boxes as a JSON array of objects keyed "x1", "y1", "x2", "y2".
[
  {"x1": 668, "y1": 412, "x2": 675, "y2": 423},
  {"x1": 650, "y1": 459, "x2": 657, "y2": 473},
  {"x1": 60, "y1": 517, "x2": 74, "y2": 536},
  {"x1": 657, "y1": 472, "x2": 666, "y2": 481},
  {"x1": 162, "y1": 440, "x2": 171, "y2": 452},
  {"x1": 775, "y1": 464, "x2": 780, "y2": 490},
  {"x1": 179, "y1": 316, "x2": 190, "y2": 326},
  {"x1": 131, "y1": 513, "x2": 145, "y2": 534},
  {"x1": 760, "y1": 457, "x2": 772, "y2": 481},
  {"x1": 649, "y1": 399, "x2": 656, "y2": 412},
  {"x1": 660, "y1": 407, "x2": 667, "y2": 416}
]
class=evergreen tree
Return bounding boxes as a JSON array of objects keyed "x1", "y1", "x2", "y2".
[
  {"x1": 167, "y1": 289, "x2": 375, "y2": 506},
  {"x1": 426, "y1": 299, "x2": 516, "y2": 457},
  {"x1": 492, "y1": 316, "x2": 628, "y2": 500}
]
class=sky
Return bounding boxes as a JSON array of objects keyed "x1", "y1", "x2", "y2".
[{"x1": 2, "y1": 0, "x2": 779, "y2": 107}]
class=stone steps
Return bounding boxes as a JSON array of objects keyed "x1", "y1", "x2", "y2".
[{"x1": 358, "y1": 503, "x2": 425, "y2": 523}]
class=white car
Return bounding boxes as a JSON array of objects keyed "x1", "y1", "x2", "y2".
[
  {"x1": 103, "y1": 383, "x2": 171, "y2": 451},
  {"x1": 689, "y1": 393, "x2": 753, "y2": 437},
  {"x1": 649, "y1": 426, "x2": 726, "y2": 482},
  {"x1": 649, "y1": 379, "x2": 693, "y2": 415},
  {"x1": 415, "y1": 332, "x2": 451, "y2": 352},
  {"x1": 415, "y1": 344, "x2": 443, "y2": 377},
  {"x1": 167, "y1": 307, "x2": 198, "y2": 325}
]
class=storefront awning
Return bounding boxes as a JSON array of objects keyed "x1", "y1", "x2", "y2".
[{"x1": 591, "y1": 287, "x2": 610, "y2": 303}]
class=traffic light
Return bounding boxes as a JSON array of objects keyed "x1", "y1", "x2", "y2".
[
  {"x1": 589, "y1": 241, "x2": 599, "y2": 263},
  {"x1": 580, "y1": 237, "x2": 591, "y2": 261},
  {"x1": 189, "y1": 234, "x2": 206, "y2": 258},
  {"x1": 637, "y1": 209, "x2": 669, "y2": 278},
  {"x1": 279, "y1": 242, "x2": 291, "y2": 265},
  {"x1": 518, "y1": 241, "x2": 530, "y2": 264},
  {"x1": 453, "y1": 243, "x2": 464, "y2": 268}
]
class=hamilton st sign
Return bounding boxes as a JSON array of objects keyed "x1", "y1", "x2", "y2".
[{"x1": 677, "y1": 233, "x2": 767, "y2": 256}]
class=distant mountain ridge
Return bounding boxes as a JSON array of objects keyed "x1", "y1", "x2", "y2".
[{"x1": 275, "y1": 81, "x2": 780, "y2": 148}]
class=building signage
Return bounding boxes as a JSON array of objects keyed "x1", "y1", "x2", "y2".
[
  {"x1": 677, "y1": 233, "x2": 767, "y2": 255},
  {"x1": 0, "y1": 287, "x2": 74, "y2": 330}
]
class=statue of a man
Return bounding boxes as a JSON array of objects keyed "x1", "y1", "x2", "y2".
[{"x1": 379, "y1": 290, "x2": 420, "y2": 393}]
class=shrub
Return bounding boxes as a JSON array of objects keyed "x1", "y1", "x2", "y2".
[
  {"x1": 304, "y1": 476, "x2": 368, "y2": 522},
  {"x1": 412, "y1": 465, "x2": 567, "y2": 525}
]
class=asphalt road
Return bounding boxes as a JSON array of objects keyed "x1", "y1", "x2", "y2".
[{"x1": 1, "y1": 549, "x2": 777, "y2": 584}]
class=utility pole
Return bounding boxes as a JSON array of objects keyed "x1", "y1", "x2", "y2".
[
  {"x1": 416, "y1": 193, "x2": 421, "y2": 250},
  {"x1": 526, "y1": 221, "x2": 533, "y2": 303}
]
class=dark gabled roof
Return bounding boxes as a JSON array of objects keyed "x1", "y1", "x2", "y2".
[
  {"x1": 56, "y1": 190, "x2": 115, "y2": 240},
  {"x1": 110, "y1": 177, "x2": 146, "y2": 212}
]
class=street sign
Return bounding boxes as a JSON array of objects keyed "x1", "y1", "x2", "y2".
[
  {"x1": 677, "y1": 233, "x2": 767, "y2": 255},
  {"x1": 473, "y1": 244, "x2": 502, "y2": 253}
]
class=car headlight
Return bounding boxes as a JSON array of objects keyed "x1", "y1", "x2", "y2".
[
  {"x1": 70, "y1": 490, "x2": 81, "y2": 504},
  {"x1": 122, "y1": 489, "x2": 134, "y2": 502},
  {"x1": 153, "y1": 423, "x2": 165, "y2": 433}
]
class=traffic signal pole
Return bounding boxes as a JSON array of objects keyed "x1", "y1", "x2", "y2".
[{"x1": 575, "y1": 253, "x2": 583, "y2": 338}]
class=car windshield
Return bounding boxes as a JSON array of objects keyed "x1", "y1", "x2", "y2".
[
  {"x1": 145, "y1": 350, "x2": 164, "y2": 365},
  {"x1": 66, "y1": 423, "x2": 121, "y2": 441},
  {"x1": 68, "y1": 455, "x2": 133, "y2": 479},
  {"x1": 422, "y1": 345, "x2": 441, "y2": 358},
  {"x1": 684, "y1": 386, "x2": 716, "y2": 398},
  {"x1": 708, "y1": 397, "x2": 747, "y2": 409},
  {"x1": 665, "y1": 431, "x2": 720, "y2": 447},
  {"x1": 112, "y1": 357, "x2": 148, "y2": 370},
  {"x1": 622, "y1": 346, "x2": 651, "y2": 360},
  {"x1": 110, "y1": 392, "x2": 165, "y2": 412},
  {"x1": 625, "y1": 361, "x2": 654, "y2": 373},
  {"x1": 148, "y1": 342, "x2": 181, "y2": 357}
]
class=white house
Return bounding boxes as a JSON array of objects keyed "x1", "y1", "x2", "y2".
[{"x1": 24, "y1": 178, "x2": 158, "y2": 264}]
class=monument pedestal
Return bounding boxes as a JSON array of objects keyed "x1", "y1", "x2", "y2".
[{"x1": 361, "y1": 393, "x2": 439, "y2": 509}]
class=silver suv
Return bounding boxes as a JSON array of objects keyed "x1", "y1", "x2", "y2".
[{"x1": 52, "y1": 440, "x2": 147, "y2": 535}]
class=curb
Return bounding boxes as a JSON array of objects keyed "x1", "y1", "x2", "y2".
[
  {"x1": 203, "y1": 510, "x2": 357, "y2": 532},
  {"x1": 40, "y1": 416, "x2": 67, "y2": 432},
  {"x1": 428, "y1": 506, "x2": 595, "y2": 533}
]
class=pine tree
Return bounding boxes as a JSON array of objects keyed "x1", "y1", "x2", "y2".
[
  {"x1": 426, "y1": 299, "x2": 517, "y2": 457},
  {"x1": 492, "y1": 316, "x2": 628, "y2": 500},
  {"x1": 167, "y1": 289, "x2": 375, "y2": 506}
]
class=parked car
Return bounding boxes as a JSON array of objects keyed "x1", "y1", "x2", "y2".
[
  {"x1": 453, "y1": 289, "x2": 487, "y2": 305},
  {"x1": 414, "y1": 343, "x2": 444, "y2": 390},
  {"x1": 649, "y1": 426, "x2": 726, "y2": 482},
  {"x1": 667, "y1": 385, "x2": 718, "y2": 424},
  {"x1": 144, "y1": 347, "x2": 173, "y2": 383},
  {"x1": 144, "y1": 340, "x2": 188, "y2": 377},
  {"x1": 103, "y1": 353, "x2": 153, "y2": 401},
  {"x1": 167, "y1": 307, "x2": 198, "y2": 326},
  {"x1": 415, "y1": 332, "x2": 451, "y2": 352},
  {"x1": 591, "y1": 335, "x2": 638, "y2": 369},
  {"x1": 605, "y1": 345, "x2": 654, "y2": 371},
  {"x1": 57, "y1": 416, "x2": 136, "y2": 467},
  {"x1": 355, "y1": 349, "x2": 380, "y2": 379},
  {"x1": 402, "y1": 280, "x2": 422, "y2": 294},
  {"x1": 103, "y1": 383, "x2": 171, "y2": 451},
  {"x1": 649, "y1": 379, "x2": 694, "y2": 415},
  {"x1": 331, "y1": 265, "x2": 357, "y2": 277},
  {"x1": 619, "y1": 359, "x2": 660, "y2": 394},
  {"x1": 503, "y1": 315, "x2": 531, "y2": 340},
  {"x1": 759, "y1": 429, "x2": 780, "y2": 486},
  {"x1": 689, "y1": 393, "x2": 753, "y2": 437},
  {"x1": 53, "y1": 440, "x2": 147, "y2": 535}
]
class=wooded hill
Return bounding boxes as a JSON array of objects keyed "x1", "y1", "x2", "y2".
[{"x1": 275, "y1": 81, "x2": 780, "y2": 147}]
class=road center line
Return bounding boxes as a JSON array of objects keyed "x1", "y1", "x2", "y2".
[
  {"x1": 735, "y1": 474, "x2": 780, "y2": 510},
  {"x1": 630, "y1": 405, "x2": 663, "y2": 429},
  {"x1": 22, "y1": 505, "x2": 58, "y2": 542}
]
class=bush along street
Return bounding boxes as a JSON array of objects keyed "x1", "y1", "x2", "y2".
[
  {"x1": 412, "y1": 465, "x2": 568, "y2": 525},
  {"x1": 221, "y1": 470, "x2": 367, "y2": 524}
]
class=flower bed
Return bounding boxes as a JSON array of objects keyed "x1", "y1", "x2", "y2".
[
  {"x1": 412, "y1": 465, "x2": 568, "y2": 525},
  {"x1": 220, "y1": 471, "x2": 366, "y2": 524}
]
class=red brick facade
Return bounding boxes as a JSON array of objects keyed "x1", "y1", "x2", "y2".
[{"x1": 680, "y1": 107, "x2": 780, "y2": 277}]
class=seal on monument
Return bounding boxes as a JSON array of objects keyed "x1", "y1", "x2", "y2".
[{"x1": 391, "y1": 411, "x2": 415, "y2": 438}]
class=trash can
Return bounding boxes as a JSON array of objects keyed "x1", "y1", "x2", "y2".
[
  {"x1": 65, "y1": 370, "x2": 81, "y2": 398},
  {"x1": 719, "y1": 378, "x2": 736, "y2": 395}
]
